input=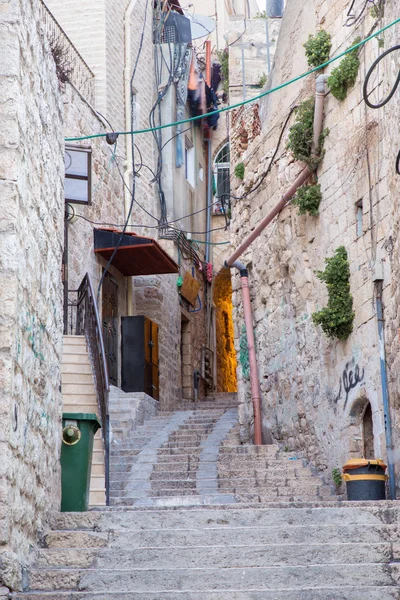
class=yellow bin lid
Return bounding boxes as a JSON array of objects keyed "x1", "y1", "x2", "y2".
[{"x1": 343, "y1": 458, "x2": 387, "y2": 471}]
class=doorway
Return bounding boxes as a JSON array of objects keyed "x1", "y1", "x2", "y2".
[
  {"x1": 362, "y1": 402, "x2": 374, "y2": 458},
  {"x1": 102, "y1": 271, "x2": 118, "y2": 386}
]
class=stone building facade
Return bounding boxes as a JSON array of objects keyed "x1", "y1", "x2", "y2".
[
  {"x1": 229, "y1": 0, "x2": 400, "y2": 490},
  {"x1": 47, "y1": 0, "x2": 215, "y2": 408},
  {"x1": 0, "y1": 0, "x2": 64, "y2": 589}
]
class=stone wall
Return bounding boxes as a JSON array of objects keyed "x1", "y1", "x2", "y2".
[
  {"x1": 0, "y1": 0, "x2": 64, "y2": 589},
  {"x1": 230, "y1": 0, "x2": 400, "y2": 488}
]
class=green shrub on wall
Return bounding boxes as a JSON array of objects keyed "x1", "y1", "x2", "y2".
[
  {"x1": 217, "y1": 48, "x2": 229, "y2": 95},
  {"x1": 312, "y1": 246, "x2": 355, "y2": 341},
  {"x1": 287, "y1": 99, "x2": 329, "y2": 170},
  {"x1": 303, "y1": 30, "x2": 332, "y2": 68},
  {"x1": 234, "y1": 162, "x2": 245, "y2": 179},
  {"x1": 327, "y1": 37, "x2": 361, "y2": 101},
  {"x1": 292, "y1": 183, "x2": 322, "y2": 216}
]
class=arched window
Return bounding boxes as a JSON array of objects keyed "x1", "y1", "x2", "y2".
[{"x1": 213, "y1": 143, "x2": 230, "y2": 215}]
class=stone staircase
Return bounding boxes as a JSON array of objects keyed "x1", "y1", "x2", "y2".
[
  {"x1": 12, "y1": 503, "x2": 400, "y2": 598},
  {"x1": 11, "y1": 397, "x2": 400, "y2": 598}
]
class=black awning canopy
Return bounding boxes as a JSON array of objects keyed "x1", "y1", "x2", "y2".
[{"x1": 94, "y1": 228, "x2": 178, "y2": 276}]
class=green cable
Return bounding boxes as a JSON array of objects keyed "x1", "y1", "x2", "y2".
[
  {"x1": 192, "y1": 239, "x2": 231, "y2": 245},
  {"x1": 65, "y1": 18, "x2": 399, "y2": 143}
]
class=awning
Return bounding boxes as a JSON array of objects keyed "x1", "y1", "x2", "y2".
[{"x1": 94, "y1": 228, "x2": 178, "y2": 276}]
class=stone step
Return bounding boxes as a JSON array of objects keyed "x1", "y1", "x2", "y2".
[
  {"x1": 62, "y1": 372, "x2": 94, "y2": 385},
  {"x1": 62, "y1": 382, "x2": 96, "y2": 395},
  {"x1": 61, "y1": 363, "x2": 93, "y2": 375},
  {"x1": 62, "y1": 354, "x2": 91, "y2": 365},
  {"x1": 110, "y1": 489, "x2": 200, "y2": 500},
  {"x1": 35, "y1": 542, "x2": 396, "y2": 569},
  {"x1": 26, "y1": 563, "x2": 400, "y2": 592},
  {"x1": 11, "y1": 587, "x2": 400, "y2": 599},
  {"x1": 60, "y1": 503, "x2": 400, "y2": 526},
  {"x1": 45, "y1": 522, "x2": 399, "y2": 550}
]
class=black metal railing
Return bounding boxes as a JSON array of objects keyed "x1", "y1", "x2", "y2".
[
  {"x1": 66, "y1": 274, "x2": 110, "y2": 504},
  {"x1": 38, "y1": 0, "x2": 95, "y2": 105}
]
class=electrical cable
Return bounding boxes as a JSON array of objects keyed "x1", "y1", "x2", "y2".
[
  {"x1": 363, "y1": 44, "x2": 400, "y2": 174},
  {"x1": 69, "y1": 210, "x2": 227, "y2": 236},
  {"x1": 363, "y1": 44, "x2": 400, "y2": 108},
  {"x1": 345, "y1": 0, "x2": 377, "y2": 27},
  {"x1": 96, "y1": 0, "x2": 149, "y2": 302},
  {"x1": 65, "y1": 18, "x2": 400, "y2": 142}
]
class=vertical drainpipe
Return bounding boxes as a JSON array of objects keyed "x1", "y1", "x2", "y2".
[
  {"x1": 375, "y1": 280, "x2": 396, "y2": 499},
  {"x1": 205, "y1": 41, "x2": 212, "y2": 263},
  {"x1": 124, "y1": 0, "x2": 139, "y2": 317},
  {"x1": 206, "y1": 139, "x2": 212, "y2": 263}
]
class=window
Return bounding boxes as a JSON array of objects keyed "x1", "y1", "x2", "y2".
[
  {"x1": 356, "y1": 200, "x2": 363, "y2": 237},
  {"x1": 213, "y1": 143, "x2": 230, "y2": 215},
  {"x1": 65, "y1": 146, "x2": 91, "y2": 204},
  {"x1": 185, "y1": 142, "x2": 195, "y2": 187}
]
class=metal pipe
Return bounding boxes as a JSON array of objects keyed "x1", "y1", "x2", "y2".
[
  {"x1": 240, "y1": 268, "x2": 263, "y2": 445},
  {"x1": 205, "y1": 40, "x2": 211, "y2": 86},
  {"x1": 124, "y1": 0, "x2": 139, "y2": 316},
  {"x1": 375, "y1": 282, "x2": 396, "y2": 499},
  {"x1": 265, "y1": 15, "x2": 271, "y2": 74},
  {"x1": 226, "y1": 74, "x2": 328, "y2": 268},
  {"x1": 205, "y1": 138, "x2": 212, "y2": 262},
  {"x1": 225, "y1": 75, "x2": 328, "y2": 445}
]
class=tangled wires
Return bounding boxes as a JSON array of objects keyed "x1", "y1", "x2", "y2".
[{"x1": 363, "y1": 45, "x2": 400, "y2": 174}]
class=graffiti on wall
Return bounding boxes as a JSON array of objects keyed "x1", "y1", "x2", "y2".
[{"x1": 334, "y1": 357, "x2": 365, "y2": 409}]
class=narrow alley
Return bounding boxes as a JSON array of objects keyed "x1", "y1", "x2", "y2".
[{"x1": 1, "y1": 0, "x2": 400, "y2": 598}]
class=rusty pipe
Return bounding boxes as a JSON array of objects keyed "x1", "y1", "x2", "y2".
[
  {"x1": 226, "y1": 75, "x2": 328, "y2": 268},
  {"x1": 240, "y1": 268, "x2": 263, "y2": 445},
  {"x1": 225, "y1": 75, "x2": 327, "y2": 445}
]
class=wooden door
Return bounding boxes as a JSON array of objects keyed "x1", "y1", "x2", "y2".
[{"x1": 102, "y1": 272, "x2": 118, "y2": 386}]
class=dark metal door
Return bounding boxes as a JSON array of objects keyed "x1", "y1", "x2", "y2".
[{"x1": 102, "y1": 272, "x2": 118, "y2": 386}]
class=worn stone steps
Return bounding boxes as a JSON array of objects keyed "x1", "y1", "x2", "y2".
[
  {"x1": 11, "y1": 588, "x2": 400, "y2": 599},
  {"x1": 49, "y1": 504, "x2": 400, "y2": 530},
  {"x1": 35, "y1": 542, "x2": 396, "y2": 569},
  {"x1": 24, "y1": 563, "x2": 400, "y2": 592},
  {"x1": 44, "y1": 523, "x2": 399, "y2": 550}
]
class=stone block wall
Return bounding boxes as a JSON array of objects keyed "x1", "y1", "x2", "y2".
[
  {"x1": 0, "y1": 0, "x2": 64, "y2": 589},
  {"x1": 229, "y1": 0, "x2": 400, "y2": 487}
]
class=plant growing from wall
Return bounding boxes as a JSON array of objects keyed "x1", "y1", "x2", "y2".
[
  {"x1": 312, "y1": 246, "x2": 355, "y2": 341},
  {"x1": 332, "y1": 467, "x2": 342, "y2": 487},
  {"x1": 287, "y1": 98, "x2": 329, "y2": 170},
  {"x1": 234, "y1": 162, "x2": 245, "y2": 179},
  {"x1": 256, "y1": 73, "x2": 267, "y2": 88},
  {"x1": 303, "y1": 30, "x2": 332, "y2": 68},
  {"x1": 239, "y1": 324, "x2": 250, "y2": 380},
  {"x1": 327, "y1": 37, "x2": 361, "y2": 101},
  {"x1": 292, "y1": 183, "x2": 322, "y2": 216},
  {"x1": 254, "y1": 10, "x2": 267, "y2": 18},
  {"x1": 217, "y1": 48, "x2": 229, "y2": 96}
]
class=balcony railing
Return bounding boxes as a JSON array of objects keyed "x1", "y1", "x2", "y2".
[{"x1": 38, "y1": 0, "x2": 95, "y2": 105}]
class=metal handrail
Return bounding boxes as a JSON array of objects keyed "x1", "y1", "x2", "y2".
[{"x1": 68, "y1": 273, "x2": 110, "y2": 504}]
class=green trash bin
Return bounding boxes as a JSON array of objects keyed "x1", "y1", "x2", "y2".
[{"x1": 61, "y1": 413, "x2": 101, "y2": 512}]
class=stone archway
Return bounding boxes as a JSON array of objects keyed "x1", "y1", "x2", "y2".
[
  {"x1": 213, "y1": 268, "x2": 237, "y2": 393},
  {"x1": 349, "y1": 397, "x2": 375, "y2": 459}
]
